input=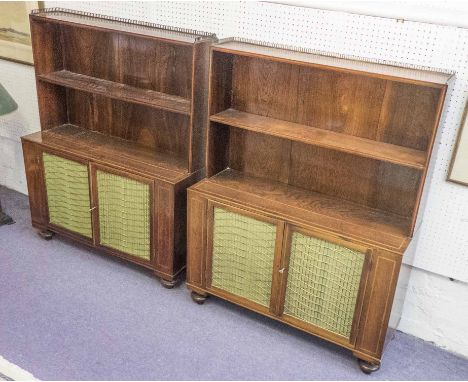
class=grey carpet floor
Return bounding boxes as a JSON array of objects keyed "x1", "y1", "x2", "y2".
[{"x1": 1, "y1": 185, "x2": 468, "y2": 381}]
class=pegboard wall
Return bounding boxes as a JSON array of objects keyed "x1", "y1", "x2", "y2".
[{"x1": 40, "y1": 1, "x2": 468, "y2": 282}]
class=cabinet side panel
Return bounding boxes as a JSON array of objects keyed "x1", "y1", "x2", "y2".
[
  {"x1": 189, "y1": 41, "x2": 211, "y2": 172},
  {"x1": 355, "y1": 251, "x2": 401, "y2": 359},
  {"x1": 36, "y1": 82, "x2": 68, "y2": 130},
  {"x1": 30, "y1": 18, "x2": 63, "y2": 75},
  {"x1": 155, "y1": 183, "x2": 175, "y2": 273},
  {"x1": 21, "y1": 140, "x2": 47, "y2": 226},
  {"x1": 187, "y1": 192, "x2": 207, "y2": 287},
  {"x1": 173, "y1": 171, "x2": 205, "y2": 275},
  {"x1": 207, "y1": 51, "x2": 233, "y2": 177}
]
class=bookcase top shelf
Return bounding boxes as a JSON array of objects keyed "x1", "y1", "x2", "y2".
[
  {"x1": 31, "y1": 8, "x2": 216, "y2": 44},
  {"x1": 38, "y1": 71, "x2": 192, "y2": 115},
  {"x1": 213, "y1": 39, "x2": 452, "y2": 86},
  {"x1": 210, "y1": 108, "x2": 427, "y2": 170}
]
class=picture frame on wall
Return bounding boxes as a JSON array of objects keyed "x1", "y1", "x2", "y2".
[
  {"x1": 448, "y1": 101, "x2": 468, "y2": 186},
  {"x1": 0, "y1": 1, "x2": 42, "y2": 65}
]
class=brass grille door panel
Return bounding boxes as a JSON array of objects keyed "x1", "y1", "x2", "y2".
[
  {"x1": 43, "y1": 153, "x2": 92, "y2": 238},
  {"x1": 284, "y1": 232, "x2": 366, "y2": 340},
  {"x1": 211, "y1": 207, "x2": 277, "y2": 307},
  {"x1": 97, "y1": 170, "x2": 151, "y2": 261}
]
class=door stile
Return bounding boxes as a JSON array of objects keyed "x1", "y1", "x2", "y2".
[
  {"x1": 88, "y1": 163, "x2": 100, "y2": 247},
  {"x1": 269, "y1": 221, "x2": 287, "y2": 316},
  {"x1": 348, "y1": 249, "x2": 373, "y2": 346}
]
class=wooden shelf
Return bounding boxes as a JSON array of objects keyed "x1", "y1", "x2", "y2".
[
  {"x1": 193, "y1": 169, "x2": 412, "y2": 251},
  {"x1": 38, "y1": 70, "x2": 192, "y2": 115},
  {"x1": 210, "y1": 109, "x2": 427, "y2": 170},
  {"x1": 22, "y1": 124, "x2": 189, "y2": 183}
]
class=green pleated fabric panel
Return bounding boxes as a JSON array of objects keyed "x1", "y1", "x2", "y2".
[
  {"x1": 97, "y1": 170, "x2": 150, "y2": 260},
  {"x1": 43, "y1": 153, "x2": 92, "y2": 238},
  {"x1": 284, "y1": 232, "x2": 365, "y2": 339},
  {"x1": 211, "y1": 208, "x2": 277, "y2": 307}
]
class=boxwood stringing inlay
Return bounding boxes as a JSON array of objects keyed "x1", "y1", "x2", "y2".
[
  {"x1": 97, "y1": 170, "x2": 151, "y2": 260},
  {"x1": 284, "y1": 232, "x2": 365, "y2": 339},
  {"x1": 42, "y1": 153, "x2": 92, "y2": 238},
  {"x1": 211, "y1": 208, "x2": 277, "y2": 307}
]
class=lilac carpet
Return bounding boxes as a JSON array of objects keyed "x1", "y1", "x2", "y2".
[{"x1": 1, "y1": 185, "x2": 468, "y2": 380}]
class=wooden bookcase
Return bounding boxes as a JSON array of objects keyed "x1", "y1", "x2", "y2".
[
  {"x1": 21, "y1": 8, "x2": 216, "y2": 287},
  {"x1": 186, "y1": 39, "x2": 450, "y2": 371}
]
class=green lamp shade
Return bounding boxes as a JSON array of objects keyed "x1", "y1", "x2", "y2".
[{"x1": 0, "y1": 83, "x2": 18, "y2": 116}]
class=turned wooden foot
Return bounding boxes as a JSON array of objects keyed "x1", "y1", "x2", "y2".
[
  {"x1": 190, "y1": 291, "x2": 207, "y2": 304},
  {"x1": 358, "y1": 359, "x2": 380, "y2": 374},
  {"x1": 38, "y1": 229, "x2": 54, "y2": 240},
  {"x1": 160, "y1": 278, "x2": 178, "y2": 289}
]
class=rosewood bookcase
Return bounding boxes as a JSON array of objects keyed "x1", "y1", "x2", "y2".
[
  {"x1": 186, "y1": 39, "x2": 450, "y2": 372},
  {"x1": 21, "y1": 8, "x2": 216, "y2": 287}
]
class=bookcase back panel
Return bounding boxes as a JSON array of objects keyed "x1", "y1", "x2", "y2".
[
  {"x1": 377, "y1": 82, "x2": 441, "y2": 151},
  {"x1": 228, "y1": 54, "x2": 442, "y2": 152},
  {"x1": 67, "y1": 90, "x2": 189, "y2": 158},
  {"x1": 61, "y1": 24, "x2": 193, "y2": 98},
  {"x1": 119, "y1": 34, "x2": 193, "y2": 98},
  {"x1": 295, "y1": 66, "x2": 386, "y2": 139},
  {"x1": 225, "y1": 128, "x2": 420, "y2": 219},
  {"x1": 62, "y1": 25, "x2": 119, "y2": 81},
  {"x1": 289, "y1": 143, "x2": 421, "y2": 218},
  {"x1": 209, "y1": 52, "x2": 233, "y2": 115},
  {"x1": 229, "y1": 127, "x2": 291, "y2": 184},
  {"x1": 232, "y1": 55, "x2": 299, "y2": 121}
]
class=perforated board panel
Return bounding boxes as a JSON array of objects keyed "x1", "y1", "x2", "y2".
[
  {"x1": 97, "y1": 170, "x2": 151, "y2": 260},
  {"x1": 43, "y1": 153, "x2": 92, "y2": 238},
  {"x1": 211, "y1": 208, "x2": 276, "y2": 307},
  {"x1": 284, "y1": 232, "x2": 365, "y2": 339},
  {"x1": 44, "y1": 1, "x2": 468, "y2": 282}
]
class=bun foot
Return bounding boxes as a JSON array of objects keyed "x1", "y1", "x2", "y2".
[
  {"x1": 38, "y1": 229, "x2": 54, "y2": 240},
  {"x1": 190, "y1": 291, "x2": 207, "y2": 304},
  {"x1": 358, "y1": 359, "x2": 380, "y2": 374},
  {"x1": 160, "y1": 278, "x2": 178, "y2": 289}
]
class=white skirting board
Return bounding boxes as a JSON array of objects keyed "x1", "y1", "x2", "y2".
[{"x1": 0, "y1": 356, "x2": 37, "y2": 381}]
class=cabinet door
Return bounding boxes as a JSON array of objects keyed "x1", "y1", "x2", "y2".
[
  {"x1": 206, "y1": 202, "x2": 283, "y2": 311},
  {"x1": 42, "y1": 152, "x2": 92, "y2": 239},
  {"x1": 280, "y1": 226, "x2": 370, "y2": 345},
  {"x1": 94, "y1": 166, "x2": 153, "y2": 262}
]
